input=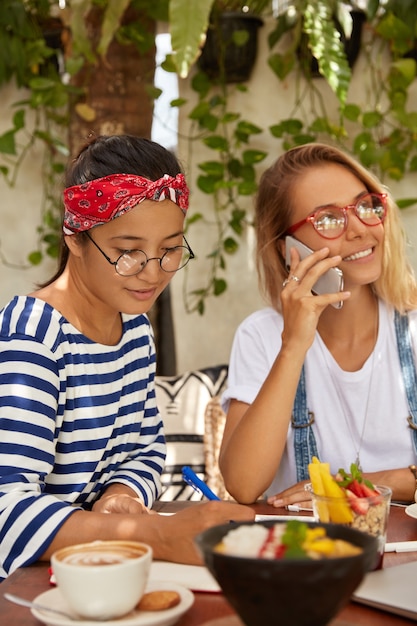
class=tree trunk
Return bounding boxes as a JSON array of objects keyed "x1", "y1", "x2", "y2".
[{"x1": 69, "y1": 4, "x2": 156, "y2": 155}]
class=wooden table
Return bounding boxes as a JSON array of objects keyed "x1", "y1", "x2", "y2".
[{"x1": 1, "y1": 501, "x2": 416, "y2": 625}]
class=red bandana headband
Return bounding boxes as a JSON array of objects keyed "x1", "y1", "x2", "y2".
[{"x1": 63, "y1": 173, "x2": 189, "y2": 234}]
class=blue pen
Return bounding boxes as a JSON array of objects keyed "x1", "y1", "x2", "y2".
[{"x1": 182, "y1": 465, "x2": 221, "y2": 500}]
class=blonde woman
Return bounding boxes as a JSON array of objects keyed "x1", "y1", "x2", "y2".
[{"x1": 220, "y1": 143, "x2": 417, "y2": 506}]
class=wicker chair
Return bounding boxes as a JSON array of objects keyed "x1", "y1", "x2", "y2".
[{"x1": 155, "y1": 364, "x2": 230, "y2": 500}]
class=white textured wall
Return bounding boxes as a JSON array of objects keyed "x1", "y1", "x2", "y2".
[
  {"x1": 1, "y1": 22, "x2": 416, "y2": 375},
  {"x1": 0, "y1": 82, "x2": 56, "y2": 302}
]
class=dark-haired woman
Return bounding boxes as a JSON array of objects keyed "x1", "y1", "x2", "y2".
[{"x1": 0, "y1": 135, "x2": 253, "y2": 580}]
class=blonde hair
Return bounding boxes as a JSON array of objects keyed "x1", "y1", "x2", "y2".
[{"x1": 255, "y1": 143, "x2": 417, "y2": 313}]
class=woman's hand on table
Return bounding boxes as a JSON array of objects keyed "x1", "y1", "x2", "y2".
[
  {"x1": 150, "y1": 501, "x2": 255, "y2": 564},
  {"x1": 93, "y1": 491, "x2": 154, "y2": 515},
  {"x1": 93, "y1": 493, "x2": 154, "y2": 514},
  {"x1": 266, "y1": 480, "x2": 312, "y2": 509}
]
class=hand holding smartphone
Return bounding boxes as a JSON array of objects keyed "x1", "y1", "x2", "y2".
[{"x1": 285, "y1": 236, "x2": 344, "y2": 309}]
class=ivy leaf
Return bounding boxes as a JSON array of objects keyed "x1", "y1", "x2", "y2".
[
  {"x1": 186, "y1": 212, "x2": 203, "y2": 225},
  {"x1": 198, "y1": 161, "x2": 224, "y2": 177},
  {"x1": 343, "y1": 104, "x2": 361, "y2": 122},
  {"x1": 197, "y1": 299, "x2": 205, "y2": 315},
  {"x1": 223, "y1": 237, "x2": 239, "y2": 254},
  {"x1": 397, "y1": 198, "x2": 417, "y2": 209},
  {"x1": 146, "y1": 85, "x2": 163, "y2": 100},
  {"x1": 189, "y1": 101, "x2": 211, "y2": 121},
  {"x1": 191, "y1": 70, "x2": 211, "y2": 97},
  {"x1": 376, "y1": 13, "x2": 413, "y2": 56},
  {"x1": 242, "y1": 149, "x2": 267, "y2": 165},
  {"x1": 268, "y1": 51, "x2": 295, "y2": 80},
  {"x1": 362, "y1": 111, "x2": 383, "y2": 128},
  {"x1": 309, "y1": 117, "x2": 332, "y2": 133},
  {"x1": 170, "y1": 97, "x2": 187, "y2": 108},
  {"x1": 238, "y1": 180, "x2": 258, "y2": 195},
  {"x1": 236, "y1": 121, "x2": 262, "y2": 136},
  {"x1": 392, "y1": 58, "x2": 417, "y2": 85},
  {"x1": 232, "y1": 29, "x2": 250, "y2": 47},
  {"x1": 45, "y1": 243, "x2": 59, "y2": 258},
  {"x1": 0, "y1": 130, "x2": 16, "y2": 155},
  {"x1": 270, "y1": 119, "x2": 303, "y2": 137},
  {"x1": 12, "y1": 109, "x2": 25, "y2": 131},
  {"x1": 161, "y1": 53, "x2": 178, "y2": 73},
  {"x1": 28, "y1": 76, "x2": 56, "y2": 91},
  {"x1": 197, "y1": 174, "x2": 217, "y2": 194},
  {"x1": 213, "y1": 278, "x2": 227, "y2": 296},
  {"x1": 222, "y1": 112, "x2": 240, "y2": 124},
  {"x1": 204, "y1": 135, "x2": 228, "y2": 151},
  {"x1": 292, "y1": 133, "x2": 317, "y2": 145},
  {"x1": 28, "y1": 250, "x2": 43, "y2": 266}
]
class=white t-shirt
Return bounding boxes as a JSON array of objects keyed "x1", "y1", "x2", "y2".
[{"x1": 222, "y1": 300, "x2": 417, "y2": 496}]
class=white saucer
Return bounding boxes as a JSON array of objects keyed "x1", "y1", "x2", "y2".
[
  {"x1": 405, "y1": 503, "x2": 417, "y2": 519},
  {"x1": 31, "y1": 581, "x2": 194, "y2": 626}
]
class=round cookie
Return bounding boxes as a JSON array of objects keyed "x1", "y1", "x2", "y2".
[{"x1": 137, "y1": 590, "x2": 181, "y2": 611}]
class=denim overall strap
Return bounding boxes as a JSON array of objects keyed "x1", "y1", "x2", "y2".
[
  {"x1": 292, "y1": 364, "x2": 319, "y2": 481},
  {"x1": 394, "y1": 310, "x2": 417, "y2": 454}
]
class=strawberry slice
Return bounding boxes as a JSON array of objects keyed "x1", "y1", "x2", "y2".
[
  {"x1": 345, "y1": 488, "x2": 369, "y2": 515},
  {"x1": 348, "y1": 479, "x2": 365, "y2": 498},
  {"x1": 360, "y1": 482, "x2": 380, "y2": 497},
  {"x1": 359, "y1": 482, "x2": 382, "y2": 504}
]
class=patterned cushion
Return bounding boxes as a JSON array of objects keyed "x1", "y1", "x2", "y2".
[{"x1": 155, "y1": 365, "x2": 228, "y2": 500}]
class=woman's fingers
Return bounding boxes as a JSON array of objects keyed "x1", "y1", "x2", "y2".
[
  {"x1": 286, "y1": 246, "x2": 340, "y2": 286},
  {"x1": 283, "y1": 246, "x2": 350, "y2": 308},
  {"x1": 266, "y1": 481, "x2": 313, "y2": 509}
]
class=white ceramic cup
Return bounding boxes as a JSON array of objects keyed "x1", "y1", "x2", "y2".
[{"x1": 51, "y1": 540, "x2": 152, "y2": 620}]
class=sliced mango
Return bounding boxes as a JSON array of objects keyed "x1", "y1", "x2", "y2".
[
  {"x1": 320, "y1": 470, "x2": 353, "y2": 524},
  {"x1": 308, "y1": 457, "x2": 353, "y2": 524},
  {"x1": 308, "y1": 459, "x2": 329, "y2": 522}
]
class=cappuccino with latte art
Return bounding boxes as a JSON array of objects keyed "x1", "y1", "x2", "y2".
[
  {"x1": 51, "y1": 540, "x2": 152, "y2": 620},
  {"x1": 58, "y1": 542, "x2": 147, "y2": 566}
]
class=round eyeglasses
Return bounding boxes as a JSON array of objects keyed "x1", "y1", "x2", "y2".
[
  {"x1": 85, "y1": 231, "x2": 195, "y2": 277},
  {"x1": 285, "y1": 192, "x2": 388, "y2": 240}
]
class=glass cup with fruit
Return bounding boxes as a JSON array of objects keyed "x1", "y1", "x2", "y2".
[{"x1": 305, "y1": 458, "x2": 392, "y2": 570}]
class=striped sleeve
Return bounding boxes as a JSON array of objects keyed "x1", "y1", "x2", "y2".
[
  {"x1": 0, "y1": 297, "x2": 166, "y2": 580},
  {"x1": 0, "y1": 332, "x2": 78, "y2": 580}
]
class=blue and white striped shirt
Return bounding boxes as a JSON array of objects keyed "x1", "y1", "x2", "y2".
[{"x1": 0, "y1": 296, "x2": 166, "y2": 580}]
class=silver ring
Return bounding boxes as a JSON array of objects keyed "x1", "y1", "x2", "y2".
[{"x1": 282, "y1": 275, "x2": 300, "y2": 288}]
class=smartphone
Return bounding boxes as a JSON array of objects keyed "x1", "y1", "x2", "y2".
[{"x1": 285, "y1": 235, "x2": 344, "y2": 309}]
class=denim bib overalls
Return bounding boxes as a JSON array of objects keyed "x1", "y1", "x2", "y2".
[{"x1": 292, "y1": 311, "x2": 417, "y2": 482}]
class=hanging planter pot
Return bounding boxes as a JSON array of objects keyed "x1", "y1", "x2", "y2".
[{"x1": 198, "y1": 11, "x2": 264, "y2": 83}]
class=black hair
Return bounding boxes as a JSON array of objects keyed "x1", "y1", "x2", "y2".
[
  {"x1": 40, "y1": 135, "x2": 184, "y2": 287},
  {"x1": 65, "y1": 135, "x2": 182, "y2": 186}
]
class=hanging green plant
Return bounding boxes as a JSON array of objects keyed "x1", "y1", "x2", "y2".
[
  {"x1": 177, "y1": 68, "x2": 267, "y2": 314},
  {"x1": 0, "y1": 0, "x2": 72, "y2": 265}
]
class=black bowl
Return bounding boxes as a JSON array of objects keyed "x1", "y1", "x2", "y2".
[{"x1": 195, "y1": 520, "x2": 378, "y2": 626}]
